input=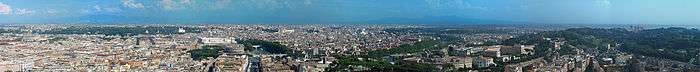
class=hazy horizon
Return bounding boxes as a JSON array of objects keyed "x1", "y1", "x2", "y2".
[{"x1": 1, "y1": 0, "x2": 699, "y2": 25}]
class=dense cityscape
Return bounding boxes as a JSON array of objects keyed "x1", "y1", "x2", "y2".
[
  {"x1": 0, "y1": 24, "x2": 697, "y2": 72},
  {"x1": 2, "y1": 0, "x2": 700, "y2": 72}
]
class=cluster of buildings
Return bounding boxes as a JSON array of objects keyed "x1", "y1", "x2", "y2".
[
  {"x1": 2, "y1": 24, "x2": 696, "y2": 72},
  {"x1": 444, "y1": 44, "x2": 536, "y2": 70},
  {"x1": 0, "y1": 25, "x2": 422, "y2": 72}
]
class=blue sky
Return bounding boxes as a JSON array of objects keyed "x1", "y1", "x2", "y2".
[{"x1": 0, "y1": 0, "x2": 698, "y2": 24}]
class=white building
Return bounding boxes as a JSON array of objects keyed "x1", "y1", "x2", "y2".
[
  {"x1": 178, "y1": 28, "x2": 186, "y2": 33},
  {"x1": 475, "y1": 56, "x2": 496, "y2": 68},
  {"x1": 198, "y1": 37, "x2": 234, "y2": 45}
]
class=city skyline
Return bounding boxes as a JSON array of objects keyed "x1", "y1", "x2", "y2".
[{"x1": 0, "y1": 0, "x2": 699, "y2": 24}]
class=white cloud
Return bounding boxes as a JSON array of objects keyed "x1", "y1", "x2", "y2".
[
  {"x1": 162, "y1": 0, "x2": 175, "y2": 9},
  {"x1": 0, "y1": 2, "x2": 11, "y2": 15},
  {"x1": 180, "y1": 0, "x2": 192, "y2": 4},
  {"x1": 104, "y1": 7, "x2": 122, "y2": 12},
  {"x1": 161, "y1": 0, "x2": 194, "y2": 10},
  {"x1": 424, "y1": 0, "x2": 487, "y2": 10},
  {"x1": 122, "y1": 0, "x2": 145, "y2": 9},
  {"x1": 93, "y1": 5, "x2": 122, "y2": 13},
  {"x1": 245, "y1": 0, "x2": 285, "y2": 11},
  {"x1": 595, "y1": 0, "x2": 611, "y2": 8},
  {"x1": 212, "y1": 0, "x2": 232, "y2": 9},
  {"x1": 304, "y1": 0, "x2": 312, "y2": 5},
  {"x1": 93, "y1": 5, "x2": 103, "y2": 12},
  {"x1": 13, "y1": 8, "x2": 35, "y2": 15},
  {"x1": 160, "y1": 0, "x2": 306, "y2": 10},
  {"x1": 46, "y1": 9, "x2": 57, "y2": 14}
]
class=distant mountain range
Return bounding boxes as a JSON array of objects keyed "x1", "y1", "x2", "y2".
[{"x1": 351, "y1": 16, "x2": 528, "y2": 25}]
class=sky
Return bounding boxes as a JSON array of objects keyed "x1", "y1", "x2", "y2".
[{"x1": 0, "y1": 0, "x2": 698, "y2": 25}]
